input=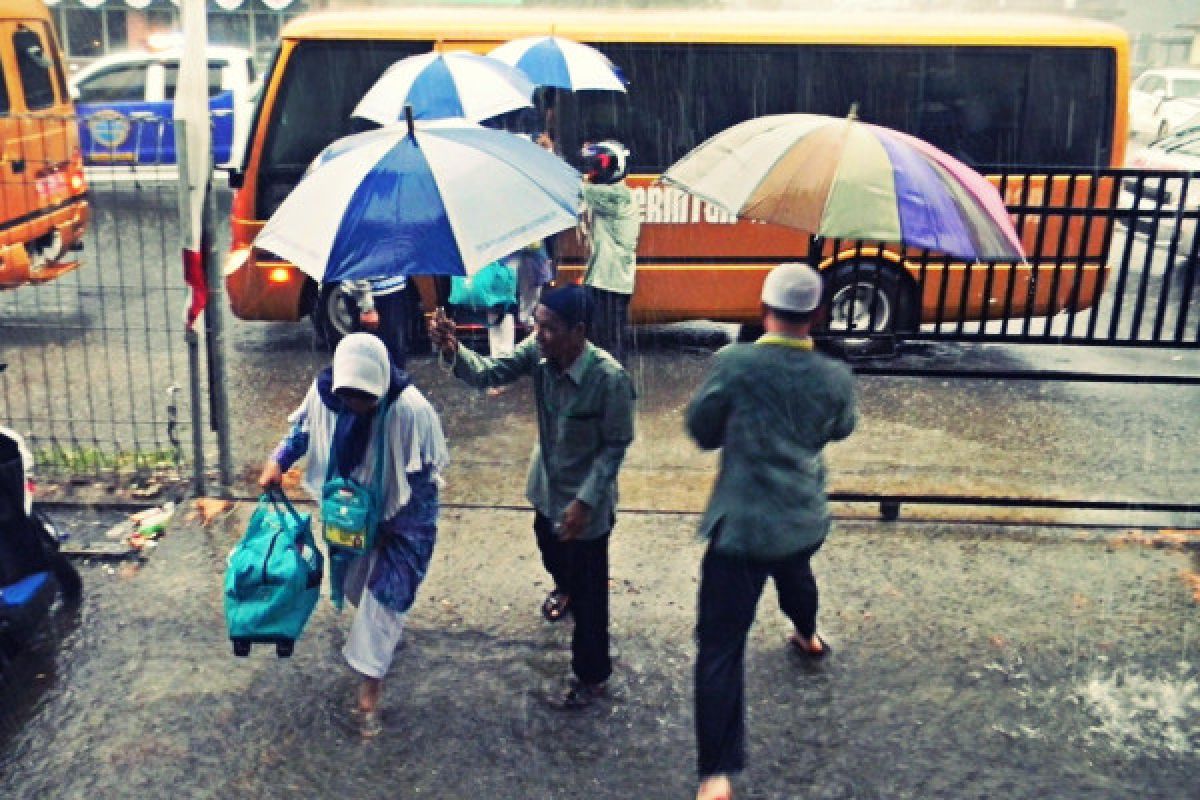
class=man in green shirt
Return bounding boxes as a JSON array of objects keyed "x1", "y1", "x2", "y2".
[
  {"x1": 429, "y1": 285, "x2": 636, "y2": 710},
  {"x1": 687, "y1": 263, "x2": 857, "y2": 800}
]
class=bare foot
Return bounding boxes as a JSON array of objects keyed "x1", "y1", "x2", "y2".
[{"x1": 697, "y1": 774, "x2": 732, "y2": 800}]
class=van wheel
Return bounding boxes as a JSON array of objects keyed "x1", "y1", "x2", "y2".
[
  {"x1": 736, "y1": 323, "x2": 764, "y2": 343},
  {"x1": 823, "y1": 261, "x2": 911, "y2": 357},
  {"x1": 312, "y1": 283, "x2": 358, "y2": 351}
]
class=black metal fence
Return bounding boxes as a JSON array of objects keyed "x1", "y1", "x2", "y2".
[
  {"x1": 813, "y1": 167, "x2": 1199, "y2": 357},
  {"x1": 0, "y1": 114, "x2": 194, "y2": 486},
  {"x1": 2, "y1": 110, "x2": 1198, "y2": 491}
]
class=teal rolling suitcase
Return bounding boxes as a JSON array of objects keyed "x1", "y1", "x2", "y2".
[{"x1": 224, "y1": 491, "x2": 323, "y2": 657}]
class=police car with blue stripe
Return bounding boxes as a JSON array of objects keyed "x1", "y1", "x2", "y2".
[{"x1": 70, "y1": 44, "x2": 259, "y2": 169}]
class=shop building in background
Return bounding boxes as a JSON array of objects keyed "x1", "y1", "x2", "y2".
[{"x1": 46, "y1": 0, "x2": 314, "y2": 72}]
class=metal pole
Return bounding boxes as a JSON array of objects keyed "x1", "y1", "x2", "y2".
[
  {"x1": 177, "y1": 122, "x2": 206, "y2": 497},
  {"x1": 186, "y1": 327, "x2": 206, "y2": 496},
  {"x1": 202, "y1": 177, "x2": 235, "y2": 491}
]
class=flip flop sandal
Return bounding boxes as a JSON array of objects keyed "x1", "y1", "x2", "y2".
[
  {"x1": 541, "y1": 589, "x2": 571, "y2": 622},
  {"x1": 357, "y1": 710, "x2": 384, "y2": 738},
  {"x1": 548, "y1": 681, "x2": 605, "y2": 711},
  {"x1": 789, "y1": 632, "x2": 831, "y2": 660},
  {"x1": 336, "y1": 707, "x2": 384, "y2": 738}
]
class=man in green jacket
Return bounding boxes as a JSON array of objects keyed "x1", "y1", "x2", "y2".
[
  {"x1": 686, "y1": 262, "x2": 857, "y2": 800},
  {"x1": 429, "y1": 285, "x2": 636, "y2": 710}
]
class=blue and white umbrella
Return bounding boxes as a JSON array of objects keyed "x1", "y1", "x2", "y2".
[
  {"x1": 255, "y1": 121, "x2": 582, "y2": 283},
  {"x1": 353, "y1": 51, "x2": 536, "y2": 125},
  {"x1": 488, "y1": 36, "x2": 626, "y2": 93}
]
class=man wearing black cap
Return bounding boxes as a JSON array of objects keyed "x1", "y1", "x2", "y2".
[
  {"x1": 429, "y1": 285, "x2": 636, "y2": 709},
  {"x1": 686, "y1": 263, "x2": 857, "y2": 800}
]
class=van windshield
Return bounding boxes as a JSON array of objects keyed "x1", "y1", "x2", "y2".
[
  {"x1": 13, "y1": 26, "x2": 57, "y2": 111},
  {"x1": 256, "y1": 40, "x2": 431, "y2": 219}
]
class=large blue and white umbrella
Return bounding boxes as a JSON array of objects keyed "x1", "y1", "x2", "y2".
[
  {"x1": 488, "y1": 36, "x2": 625, "y2": 92},
  {"x1": 255, "y1": 121, "x2": 582, "y2": 283},
  {"x1": 353, "y1": 51, "x2": 536, "y2": 125}
]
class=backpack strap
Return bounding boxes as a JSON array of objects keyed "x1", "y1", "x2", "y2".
[
  {"x1": 369, "y1": 396, "x2": 393, "y2": 506},
  {"x1": 322, "y1": 396, "x2": 394, "y2": 504},
  {"x1": 324, "y1": 395, "x2": 393, "y2": 485}
]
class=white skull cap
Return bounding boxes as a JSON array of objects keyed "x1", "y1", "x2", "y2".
[
  {"x1": 332, "y1": 333, "x2": 390, "y2": 397},
  {"x1": 761, "y1": 262, "x2": 822, "y2": 313}
]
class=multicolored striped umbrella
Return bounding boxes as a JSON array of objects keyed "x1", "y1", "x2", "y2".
[
  {"x1": 488, "y1": 36, "x2": 626, "y2": 93},
  {"x1": 662, "y1": 113, "x2": 1024, "y2": 262}
]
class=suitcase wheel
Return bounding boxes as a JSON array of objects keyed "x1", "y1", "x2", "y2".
[
  {"x1": 276, "y1": 640, "x2": 294, "y2": 658},
  {"x1": 232, "y1": 639, "x2": 251, "y2": 657}
]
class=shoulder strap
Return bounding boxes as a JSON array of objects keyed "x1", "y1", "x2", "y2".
[
  {"x1": 369, "y1": 395, "x2": 395, "y2": 502},
  {"x1": 324, "y1": 425, "x2": 341, "y2": 483}
]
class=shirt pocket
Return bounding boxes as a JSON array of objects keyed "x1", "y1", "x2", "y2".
[{"x1": 559, "y1": 411, "x2": 601, "y2": 458}]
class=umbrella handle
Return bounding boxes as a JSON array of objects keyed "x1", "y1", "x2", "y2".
[{"x1": 405, "y1": 105, "x2": 415, "y2": 139}]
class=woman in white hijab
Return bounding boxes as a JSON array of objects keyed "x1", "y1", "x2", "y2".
[{"x1": 259, "y1": 334, "x2": 449, "y2": 737}]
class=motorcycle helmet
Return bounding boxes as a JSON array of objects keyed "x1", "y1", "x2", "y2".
[{"x1": 580, "y1": 140, "x2": 629, "y2": 184}]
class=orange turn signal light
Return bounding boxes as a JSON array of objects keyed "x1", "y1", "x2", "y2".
[{"x1": 267, "y1": 267, "x2": 292, "y2": 284}]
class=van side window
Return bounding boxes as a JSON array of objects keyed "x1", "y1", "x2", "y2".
[
  {"x1": 0, "y1": 64, "x2": 10, "y2": 115},
  {"x1": 76, "y1": 63, "x2": 148, "y2": 104},
  {"x1": 13, "y1": 26, "x2": 56, "y2": 110},
  {"x1": 161, "y1": 61, "x2": 226, "y2": 100}
]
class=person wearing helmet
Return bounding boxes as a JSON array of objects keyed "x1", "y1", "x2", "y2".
[{"x1": 579, "y1": 140, "x2": 640, "y2": 364}]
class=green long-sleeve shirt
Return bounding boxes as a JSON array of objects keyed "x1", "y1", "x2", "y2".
[
  {"x1": 686, "y1": 335, "x2": 857, "y2": 559},
  {"x1": 451, "y1": 336, "x2": 636, "y2": 540}
]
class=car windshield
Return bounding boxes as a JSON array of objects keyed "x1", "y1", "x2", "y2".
[{"x1": 1173, "y1": 78, "x2": 1200, "y2": 98}]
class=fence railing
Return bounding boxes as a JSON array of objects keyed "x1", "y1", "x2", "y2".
[
  {"x1": 813, "y1": 167, "x2": 1199, "y2": 354},
  {"x1": 0, "y1": 113, "x2": 194, "y2": 485},
  {"x1": 2, "y1": 111, "x2": 1199, "y2": 488}
]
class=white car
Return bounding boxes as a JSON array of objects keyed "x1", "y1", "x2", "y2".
[
  {"x1": 69, "y1": 46, "x2": 260, "y2": 169},
  {"x1": 1119, "y1": 125, "x2": 1200, "y2": 268},
  {"x1": 1128, "y1": 68, "x2": 1200, "y2": 141}
]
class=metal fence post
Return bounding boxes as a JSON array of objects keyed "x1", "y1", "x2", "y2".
[{"x1": 202, "y1": 177, "x2": 234, "y2": 491}]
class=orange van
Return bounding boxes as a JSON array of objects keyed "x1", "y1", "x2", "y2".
[{"x1": 0, "y1": 0, "x2": 87, "y2": 291}]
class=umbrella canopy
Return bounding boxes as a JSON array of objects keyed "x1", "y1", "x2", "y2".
[
  {"x1": 353, "y1": 51, "x2": 536, "y2": 124},
  {"x1": 662, "y1": 113, "x2": 1024, "y2": 262},
  {"x1": 488, "y1": 36, "x2": 625, "y2": 92},
  {"x1": 255, "y1": 122, "x2": 582, "y2": 283}
]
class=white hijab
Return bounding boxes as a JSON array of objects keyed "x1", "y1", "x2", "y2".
[{"x1": 289, "y1": 353, "x2": 449, "y2": 519}]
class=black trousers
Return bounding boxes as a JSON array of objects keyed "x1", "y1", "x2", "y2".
[
  {"x1": 694, "y1": 537, "x2": 825, "y2": 778},
  {"x1": 533, "y1": 513, "x2": 612, "y2": 686},
  {"x1": 366, "y1": 289, "x2": 411, "y2": 369},
  {"x1": 587, "y1": 287, "x2": 631, "y2": 364}
]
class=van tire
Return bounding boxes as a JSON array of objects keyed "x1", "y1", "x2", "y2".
[
  {"x1": 822, "y1": 261, "x2": 913, "y2": 357},
  {"x1": 736, "y1": 322, "x2": 764, "y2": 343},
  {"x1": 311, "y1": 283, "x2": 360, "y2": 351},
  {"x1": 312, "y1": 282, "x2": 430, "y2": 356}
]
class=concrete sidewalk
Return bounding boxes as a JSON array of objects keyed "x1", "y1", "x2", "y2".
[{"x1": 2, "y1": 501, "x2": 1196, "y2": 799}]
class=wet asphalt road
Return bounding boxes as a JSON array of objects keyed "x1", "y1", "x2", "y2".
[{"x1": 0, "y1": 505, "x2": 1197, "y2": 798}]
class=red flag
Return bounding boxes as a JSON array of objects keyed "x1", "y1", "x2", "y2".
[{"x1": 183, "y1": 247, "x2": 208, "y2": 330}]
